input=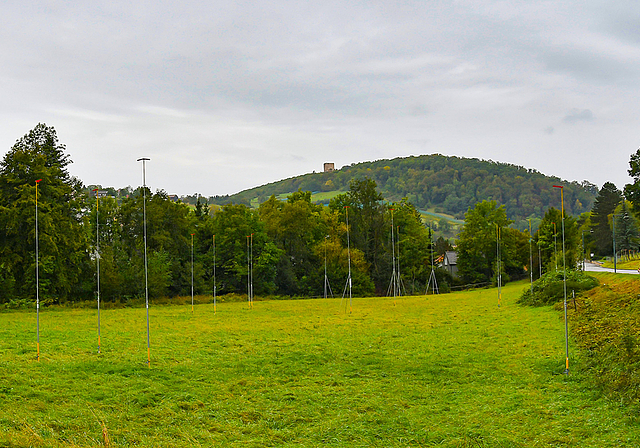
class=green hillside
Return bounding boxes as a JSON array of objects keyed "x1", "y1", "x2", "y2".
[{"x1": 209, "y1": 154, "x2": 597, "y2": 230}]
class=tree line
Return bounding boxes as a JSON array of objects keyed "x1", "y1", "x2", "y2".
[
  {"x1": 455, "y1": 146, "x2": 640, "y2": 288},
  {"x1": 0, "y1": 124, "x2": 450, "y2": 305},
  {"x1": 3, "y1": 124, "x2": 636, "y2": 306}
]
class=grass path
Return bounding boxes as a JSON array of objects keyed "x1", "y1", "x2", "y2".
[{"x1": 1, "y1": 282, "x2": 638, "y2": 447}]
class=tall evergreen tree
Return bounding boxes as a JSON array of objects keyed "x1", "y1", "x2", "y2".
[
  {"x1": 0, "y1": 124, "x2": 89, "y2": 303},
  {"x1": 591, "y1": 182, "x2": 622, "y2": 256},
  {"x1": 613, "y1": 201, "x2": 639, "y2": 255}
]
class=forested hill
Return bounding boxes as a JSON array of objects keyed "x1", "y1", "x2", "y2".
[{"x1": 209, "y1": 154, "x2": 598, "y2": 225}]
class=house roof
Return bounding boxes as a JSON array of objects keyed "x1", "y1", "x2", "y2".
[{"x1": 444, "y1": 251, "x2": 457, "y2": 265}]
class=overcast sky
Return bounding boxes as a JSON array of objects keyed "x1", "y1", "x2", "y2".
[{"x1": 2, "y1": 0, "x2": 640, "y2": 196}]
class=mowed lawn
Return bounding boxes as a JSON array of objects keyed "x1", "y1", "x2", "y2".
[{"x1": 1, "y1": 282, "x2": 639, "y2": 447}]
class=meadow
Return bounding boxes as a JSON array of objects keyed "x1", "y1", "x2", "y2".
[{"x1": 1, "y1": 281, "x2": 639, "y2": 447}]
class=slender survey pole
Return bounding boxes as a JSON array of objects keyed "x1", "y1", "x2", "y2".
[
  {"x1": 92, "y1": 188, "x2": 101, "y2": 353},
  {"x1": 213, "y1": 234, "x2": 216, "y2": 314},
  {"x1": 388, "y1": 208, "x2": 397, "y2": 304},
  {"x1": 554, "y1": 185, "x2": 569, "y2": 375},
  {"x1": 35, "y1": 179, "x2": 42, "y2": 361},
  {"x1": 247, "y1": 234, "x2": 253, "y2": 308},
  {"x1": 191, "y1": 233, "x2": 195, "y2": 313},
  {"x1": 529, "y1": 219, "x2": 533, "y2": 296},
  {"x1": 343, "y1": 206, "x2": 352, "y2": 313},
  {"x1": 496, "y1": 224, "x2": 501, "y2": 308},
  {"x1": 538, "y1": 243, "x2": 542, "y2": 279},
  {"x1": 250, "y1": 233, "x2": 254, "y2": 306},
  {"x1": 554, "y1": 222, "x2": 558, "y2": 272},
  {"x1": 613, "y1": 215, "x2": 617, "y2": 273},
  {"x1": 397, "y1": 225, "x2": 402, "y2": 297},
  {"x1": 137, "y1": 158, "x2": 151, "y2": 368}
]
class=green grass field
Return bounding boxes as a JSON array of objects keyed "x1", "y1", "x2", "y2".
[{"x1": 1, "y1": 282, "x2": 639, "y2": 447}]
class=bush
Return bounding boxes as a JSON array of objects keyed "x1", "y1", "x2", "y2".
[{"x1": 517, "y1": 270, "x2": 598, "y2": 306}]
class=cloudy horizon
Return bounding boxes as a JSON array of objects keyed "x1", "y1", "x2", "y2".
[{"x1": 2, "y1": 0, "x2": 640, "y2": 197}]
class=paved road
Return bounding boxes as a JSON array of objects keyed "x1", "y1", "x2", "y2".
[{"x1": 583, "y1": 261, "x2": 640, "y2": 275}]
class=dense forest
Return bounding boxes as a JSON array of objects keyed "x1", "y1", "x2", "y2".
[
  {"x1": 209, "y1": 155, "x2": 598, "y2": 229},
  {"x1": 5, "y1": 123, "x2": 640, "y2": 306}
]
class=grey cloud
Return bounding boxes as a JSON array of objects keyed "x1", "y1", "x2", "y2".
[
  {"x1": 563, "y1": 109, "x2": 595, "y2": 124},
  {"x1": 543, "y1": 49, "x2": 632, "y2": 83},
  {"x1": 2, "y1": 0, "x2": 640, "y2": 196}
]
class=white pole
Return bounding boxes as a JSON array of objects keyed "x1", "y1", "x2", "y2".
[
  {"x1": 191, "y1": 233, "x2": 195, "y2": 313},
  {"x1": 529, "y1": 219, "x2": 533, "y2": 296},
  {"x1": 324, "y1": 235, "x2": 327, "y2": 299},
  {"x1": 213, "y1": 234, "x2": 216, "y2": 314},
  {"x1": 391, "y1": 209, "x2": 397, "y2": 303},
  {"x1": 137, "y1": 158, "x2": 151, "y2": 368},
  {"x1": 35, "y1": 179, "x2": 42, "y2": 361},
  {"x1": 93, "y1": 188, "x2": 101, "y2": 353},
  {"x1": 554, "y1": 185, "x2": 569, "y2": 375},
  {"x1": 346, "y1": 206, "x2": 352, "y2": 312}
]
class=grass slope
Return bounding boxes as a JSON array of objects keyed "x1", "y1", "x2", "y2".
[
  {"x1": 1, "y1": 283, "x2": 639, "y2": 447},
  {"x1": 570, "y1": 272, "x2": 640, "y2": 407}
]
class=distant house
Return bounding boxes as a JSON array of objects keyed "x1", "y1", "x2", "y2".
[
  {"x1": 441, "y1": 251, "x2": 458, "y2": 278},
  {"x1": 168, "y1": 195, "x2": 179, "y2": 202},
  {"x1": 324, "y1": 162, "x2": 335, "y2": 172}
]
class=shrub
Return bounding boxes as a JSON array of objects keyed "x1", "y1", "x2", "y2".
[{"x1": 517, "y1": 270, "x2": 598, "y2": 306}]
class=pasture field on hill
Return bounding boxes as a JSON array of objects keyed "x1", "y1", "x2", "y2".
[{"x1": 1, "y1": 283, "x2": 639, "y2": 447}]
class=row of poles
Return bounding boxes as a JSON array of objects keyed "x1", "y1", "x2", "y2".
[
  {"x1": 34, "y1": 164, "x2": 570, "y2": 372},
  {"x1": 31, "y1": 166, "x2": 453, "y2": 366},
  {"x1": 496, "y1": 185, "x2": 568, "y2": 374},
  {"x1": 34, "y1": 159, "x2": 272, "y2": 367}
]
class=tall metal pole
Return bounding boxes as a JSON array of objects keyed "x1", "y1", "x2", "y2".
[
  {"x1": 324, "y1": 235, "x2": 328, "y2": 299},
  {"x1": 191, "y1": 233, "x2": 195, "y2": 313},
  {"x1": 93, "y1": 188, "x2": 101, "y2": 353},
  {"x1": 554, "y1": 185, "x2": 569, "y2": 375},
  {"x1": 499, "y1": 225, "x2": 502, "y2": 307},
  {"x1": 529, "y1": 219, "x2": 533, "y2": 295},
  {"x1": 397, "y1": 225, "x2": 402, "y2": 297},
  {"x1": 613, "y1": 215, "x2": 617, "y2": 273},
  {"x1": 35, "y1": 179, "x2": 42, "y2": 362},
  {"x1": 341, "y1": 206, "x2": 352, "y2": 313},
  {"x1": 250, "y1": 233, "x2": 254, "y2": 306},
  {"x1": 553, "y1": 222, "x2": 558, "y2": 272},
  {"x1": 538, "y1": 243, "x2": 542, "y2": 279},
  {"x1": 247, "y1": 235, "x2": 250, "y2": 306},
  {"x1": 582, "y1": 230, "x2": 585, "y2": 271},
  {"x1": 213, "y1": 234, "x2": 216, "y2": 314},
  {"x1": 389, "y1": 208, "x2": 397, "y2": 304},
  {"x1": 137, "y1": 157, "x2": 151, "y2": 368}
]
